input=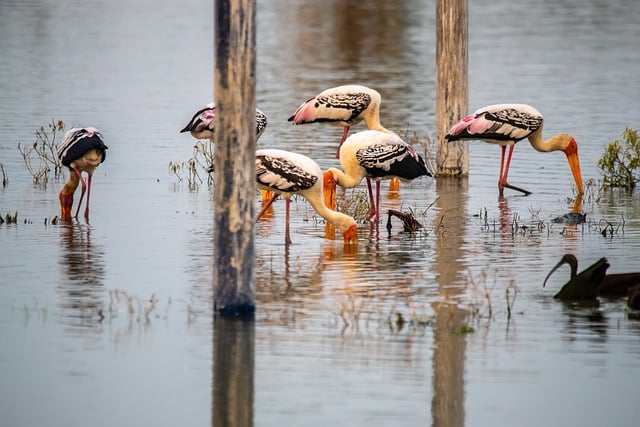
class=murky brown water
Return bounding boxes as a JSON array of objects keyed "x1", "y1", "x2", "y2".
[{"x1": 2, "y1": 0, "x2": 640, "y2": 426}]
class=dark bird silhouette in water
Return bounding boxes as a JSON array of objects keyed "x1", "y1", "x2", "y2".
[
  {"x1": 543, "y1": 254, "x2": 640, "y2": 300},
  {"x1": 627, "y1": 285, "x2": 640, "y2": 310}
]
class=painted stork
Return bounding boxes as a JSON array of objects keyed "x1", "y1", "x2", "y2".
[
  {"x1": 180, "y1": 103, "x2": 267, "y2": 140},
  {"x1": 181, "y1": 103, "x2": 272, "y2": 200},
  {"x1": 445, "y1": 103, "x2": 584, "y2": 196},
  {"x1": 255, "y1": 149, "x2": 358, "y2": 245},
  {"x1": 288, "y1": 84, "x2": 392, "y2": 153},
  {"x1": 323, "y1": 130, "x2": 431, "y2": 222},
  {"x1": 543, "y1": 254, "x2": 640, "y2": 300},
  {"x1": 57, "y1": 127, "x2": 108, "y2": 220}
]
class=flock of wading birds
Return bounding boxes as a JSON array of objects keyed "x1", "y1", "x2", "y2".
[
  {"x1": 56, "y1": 84, "x2": 640, "y2": 306},
  {"x1": 57, "y1": 84, "x2": 585, "y2": 240}
]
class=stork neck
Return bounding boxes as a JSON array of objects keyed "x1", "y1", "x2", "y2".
[
  {"x1": 306, "y1": 194, "x2": 355, "y2": 233},
  {"x1": 362, "y1": 102, "x2": 390, "y2": 134},
  {"x1": 326, "y1": 167, "x2": 364, "y2": 189},
  {"x1": 527, "y1": 130, "x2": 570, "y2": 153},
  {"x1": 60, "y1": 168, "x2": 80, "y2": 195}
]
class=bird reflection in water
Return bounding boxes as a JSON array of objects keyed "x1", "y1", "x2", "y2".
[{"x1": 57, "y1": 221, "x2": 106, "y2": 327}]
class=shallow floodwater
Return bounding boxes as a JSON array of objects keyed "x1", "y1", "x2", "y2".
[{"x1": 1, "y1": 0, "x2": 640, "y2": 426}]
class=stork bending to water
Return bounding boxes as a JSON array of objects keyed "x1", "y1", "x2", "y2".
[
  {"x1": 255, "y1": 149, "x2": 358, "y2": 245},
  {"x1": 323, "y1": 130, "x2": 431, "y2": 223},
  {"x1": 445, "y1": 104, "x2": 584, "y2": 197},
  {"x1": 57, "y1": 127, "x2": 108, "y2": 220}
]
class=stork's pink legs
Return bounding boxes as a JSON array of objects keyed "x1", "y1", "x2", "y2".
[
  {"x1": 336, "y1": 126, "x2": 350, "y2": 158},
  {"x1": 71, "y1": 166, "x2": 94, "y2": 219},
  {"x1": 365, "y1": 178, "x2": 382, "y2": 222},
  {"x1": 498, "y1": 145, "x2": 531, "y2": 196}
]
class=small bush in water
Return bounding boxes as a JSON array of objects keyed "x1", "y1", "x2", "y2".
[{"x1": 598, "y1": 127, "x2": 640, "y2": 190}]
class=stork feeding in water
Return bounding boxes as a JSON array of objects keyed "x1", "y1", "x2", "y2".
[
  {"x1": 57, "y1": 127, "x2": 108, "y2": 220},
  {"x1": 255, "y1": 149, "x2": 358, "y2": 245},
  {"x1": 323, "y1": 130, "x2": 431, "y2": 223},
  {"x1": 288, "y1": 84, "x2": 402, "y2": 191},
  {"x1": 445, "y1": 103, "x2": 584, "y2": 197}
]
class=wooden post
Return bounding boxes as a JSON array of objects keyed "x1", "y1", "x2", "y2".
[
  {"x1": 435, "y1": 0, "x2": 468, "y2": 176},
  {"x1": 213, "y1": 0, "x2": 256, "y2": 317}
]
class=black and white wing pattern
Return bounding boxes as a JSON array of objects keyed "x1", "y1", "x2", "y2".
[
  {"x1": 181, "y1": 103, "x2": 268, "y2": 140},
  {"x1": 288, "y1": 85, "x2": 379, "y2": 126},
  {"x1": 446, "y1": 103, "x2": 543, "y2": 144},
  {"x1": 57, "y1": 127, "x2": 108, "y2": 167},
  {"x1": 256, "y1": 150, "x2": 318, "y2": 193}
]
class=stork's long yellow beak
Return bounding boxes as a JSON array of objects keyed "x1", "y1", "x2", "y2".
[
  {"x1": 323, "y1": 171, "x2": 337, "y2": 210},
  {"x1": 564, "y1": 139, "x2": 584, "y2": 195}
]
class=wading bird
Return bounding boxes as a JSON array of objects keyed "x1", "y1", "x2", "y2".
[
  {"x1": 288, "y1": 85, "x2": 391, "y2": 157},
  {"x1": 180, "y1": 103, "x2": 267, "y2": 140},
  {"x1": 256, "y1": 149, "x2": 358, "y2": 245},
  {"x1": 181, "y1": 103, "x2": 271, "y2": 200},
  {"x1": 323, "y1": 130, "x2": 431, "y2": 222},
  {"x1": 543, "y1": 254, "x2": 640, "y2": 300},
  {"x1": 57, "y1": 127, "x2": 108, "y2": 220},
  {"x1": 445, "y1": 104, "x2": 584, "y2": 197}
]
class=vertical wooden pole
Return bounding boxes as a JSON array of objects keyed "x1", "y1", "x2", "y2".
[
  {"x1": 213, "y1": 0, "x2": 256, "y2": 317},
  {"x1": 436, "y1": 0, "x2": 468, "y2": 176}
]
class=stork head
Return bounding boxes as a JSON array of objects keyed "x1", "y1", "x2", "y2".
[{"x1": 342, "y1": 224, "x2": 358, "y2": 245}]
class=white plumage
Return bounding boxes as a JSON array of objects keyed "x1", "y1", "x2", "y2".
[
  {"x1": 446, "y1": 103, "x2": 584, "y2": 196},
  {"x1": 256, "y1": 149, "x2": 358, "y2": 245},
  {"x1": 324, "y1": 130, "x2": 431, "y2": 222},
  {"x1": 57, "y1": 127, "x2": 108, "y2": 220},
  {"x1": 288, "y1": 85, "x2": 391, "y2": 157}
]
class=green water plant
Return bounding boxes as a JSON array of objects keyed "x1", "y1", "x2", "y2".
[{"x1": 597, "y1": 127, "x2": 640, "y2": 190}]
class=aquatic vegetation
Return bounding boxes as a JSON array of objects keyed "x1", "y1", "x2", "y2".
[
  {"x1": 598, "y1": 127, "x2": 640, "y2": 190},
  {"x1": 17, "y1": 119, "x2": 65, "y2": 185},
  {"x1": 169, "y1": 139, "x2": 214, "y2": 188},
  {"x1": 0, "y1": 211, "x2": 18, "y2": 224},
  {"x1": 0, "y1": 163, "x2": 7, "y2": 187}
]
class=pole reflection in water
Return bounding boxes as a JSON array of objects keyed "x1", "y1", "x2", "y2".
[
  {"x1": 432, "y1": 176, "x2": 468, "y2": 427},
  {"x1": 57, "y1": 221, "x2": 106, "y2": 328},
  {"x1": 212, "y1": 317, "x2": 255, "y2": 427}
]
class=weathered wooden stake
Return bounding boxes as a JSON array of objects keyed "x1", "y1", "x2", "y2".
[
  {"x1": 213, "y1": 0, "x2": 256, "y2": 317},
  {"x1": 435, "y1": 0, "x2": 468, "y2": 176}
]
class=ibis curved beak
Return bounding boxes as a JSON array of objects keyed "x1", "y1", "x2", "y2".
[
  {"x1": 543, "y1": 254, "x2": 577, "y2": 288},
  {"x1": 323, "y1": 171, "x2": 337, "y2": 210},
  {"x1": 342, "y1": 224, "x2": 358, "y2": 244},
  {"x1": 563, "y1": 139, "x2": 584, "y2": 195}
]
